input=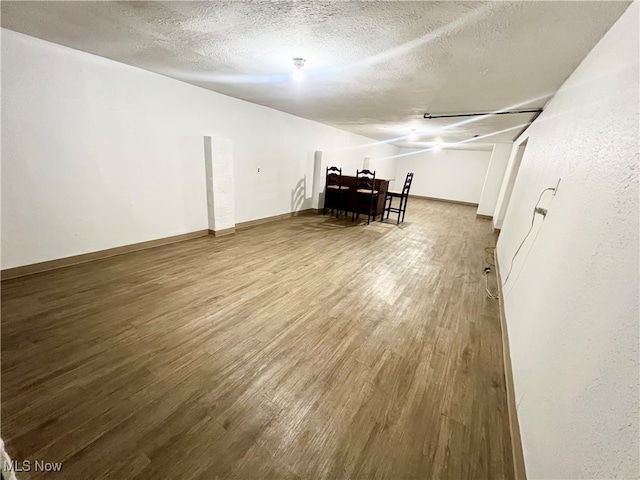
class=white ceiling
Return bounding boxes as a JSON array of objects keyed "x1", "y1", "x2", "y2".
[{"x1": 1, "y1": 1, "x2": 630, "y2": 146}]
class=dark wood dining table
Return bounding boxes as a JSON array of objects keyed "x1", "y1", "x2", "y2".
[{"x1": 324, "y1": 175, "x2": 392, "y2": 218}]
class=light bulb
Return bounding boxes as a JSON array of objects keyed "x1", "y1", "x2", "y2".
[
  {"x1": 433, "y1": 144, "x2": 442, "y2": 152},
  {"x1": 292, "y1": 57, "x2": 306, "y2": 82}
]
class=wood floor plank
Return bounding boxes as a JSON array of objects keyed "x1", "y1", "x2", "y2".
[{"x1": 1, "y1": 199, "x2": 513, "y2": 479}]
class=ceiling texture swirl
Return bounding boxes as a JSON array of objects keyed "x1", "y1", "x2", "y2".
[{"x1": 1, "y1": 1, "x2": 631, "y2": 147}]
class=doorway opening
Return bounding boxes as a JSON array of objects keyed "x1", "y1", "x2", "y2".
[{"x1": 494, "y1": 138, "x2": 528, "y2": 229}]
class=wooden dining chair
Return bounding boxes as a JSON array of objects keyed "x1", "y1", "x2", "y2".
[
  {"x1": 323, "y1": 166, "x2": 350, "y2": 217},
  {"x1": 352, "y1": 169, "x2": 378, "y2": 224},
  {"x1": 382, "y1": 172, "x2": 414, "y2": 224}
]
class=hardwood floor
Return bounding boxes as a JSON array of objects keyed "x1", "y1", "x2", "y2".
[{"x1": 1, "y1": 199, "x2": 513, "y2": 479}]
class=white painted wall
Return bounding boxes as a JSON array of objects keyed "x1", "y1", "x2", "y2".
[
  {"x1": 477, "y1": 143, "x2": 511, "y2": 217},
  {"x1": 394, "y1": 148, "x2": 492, "y2": 204},
  {"x1": 496, "y1": 3, "x2": 639, "y2": 478},
  {"x1": 1, "y1": 29, "x2": 398, "y2": 269},
  {"x1": 493, "y1": 139, "x2": 528, "y2": 230}
]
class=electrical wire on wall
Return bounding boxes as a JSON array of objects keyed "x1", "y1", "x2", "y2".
[
  {"x1": 502, "y1": 181, "x2": 560, "y2": 287},
  {"x1": 483, "y1": 246, "x2": 499, "y2": 299}
]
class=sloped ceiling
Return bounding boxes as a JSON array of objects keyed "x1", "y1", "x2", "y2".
[{"x1": 1, "y1": 1, "x2": 631, "y2": 147}]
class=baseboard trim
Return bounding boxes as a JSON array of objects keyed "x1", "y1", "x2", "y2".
[
  {"x1": 236, "y1": 208, "x2": 318, "y2": 230},
  {"x1": 495, "y1": 255, "x2": 527, "y2": 480},
  {"x1": 1, "y1": 229, "x2": 209, "y2": 281},
  {"x1": 209, "y1": 227, "x2": 236, "y2": 237},
  {"x1": 476, "y1": 213, "x2": 493, "y2": 220},
  {"x1": 2, "y1": 209, "x2": 321, "y2": 280},
  {"x1": 409, "y1": 194, "x2": 479, "y2": 207}
]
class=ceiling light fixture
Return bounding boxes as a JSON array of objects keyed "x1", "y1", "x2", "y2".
[
  {"x1": 408, "y1": 129, "x2": 419, "y2": 141},
  {"x1": 433, "y1": 143, "x2": 442, "y2": 152},
  {"x1": 292, "y1": 57, "x2": 306, "y2": 81}
]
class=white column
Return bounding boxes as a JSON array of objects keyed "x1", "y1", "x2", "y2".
[
  {"x1": 477, "y1": 143, "x2": 512, "y2": 217},
  {"x1": 204, "y1": 136, "x2": 235, "y2": 235},
  {"x1": 312, "y1": 150, "x2": 324, "y2": 210}
]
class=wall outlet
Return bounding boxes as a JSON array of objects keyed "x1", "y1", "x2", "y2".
[{"x1": 535, "y1": 207, "x2": 548, "y2": 216}]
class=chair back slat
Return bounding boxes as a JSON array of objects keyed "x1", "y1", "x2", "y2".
[
  {"x1": 326, "y1": 166, "x2": 343, "y2": 188},
  {"x1": 323, "y1": 166, "x2": 350, "y2": 217},
  {"x1": 356, "y1": 169, "x2": 376, "y2": 192},
  {"x1": 352, "y1": 169, "x2": 378, "y2": 224},
  {"x1": 402, "y1": 172, "x2": 414, "y2": 195}
]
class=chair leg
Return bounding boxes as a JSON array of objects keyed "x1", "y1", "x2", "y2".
[
  {"x1": 401, "y1": 196, "x2": 408, "y2": 222},
  {"x1": 382, "y1": 193, "x2": 389, "y2": 221},
  {"x1": 369, "y1": 195, "x2": 376, "y2": 224}
]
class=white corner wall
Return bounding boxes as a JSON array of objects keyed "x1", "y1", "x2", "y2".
[
  {"x1": 477, "y1": 143, "x2": 511, "y2": 216},
  {"x1": 394, "y1": 148, "x2": 492, "y2": 204},
  {"x1": 1, "y1": 29, "x2": 398, "y2": 269},
  {"x1": 496, "y1": 3, "x2": 639, "y2": 478}
]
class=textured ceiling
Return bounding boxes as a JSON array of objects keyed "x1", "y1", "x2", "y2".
[{"x1": 1, "y1": 1, "x2": 631, "y2": 146}]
